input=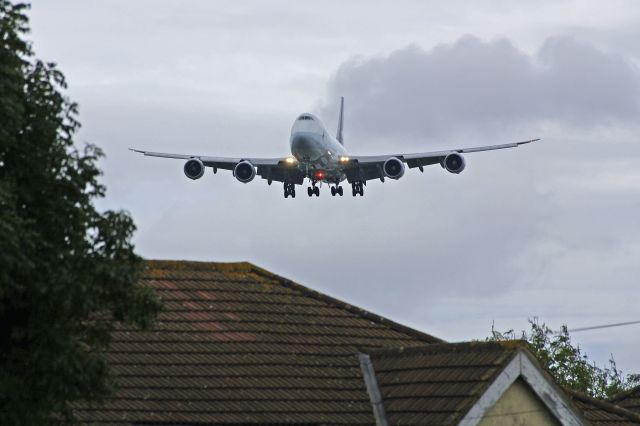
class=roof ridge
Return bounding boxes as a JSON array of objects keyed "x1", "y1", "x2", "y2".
[
  {"x1": 568, "y1": 389, "x2": 640, "y2": 422},
  {"x1": 245, "y1": 263, "x2": 443, "y2": 345},
  {"x1": 364, "y1": 340, "x2": 526, "y2": 357},
  {"x1": 144, "y1": 259, "x2": 253, "y2": 272},
  {"x1": 609, "y1": 384, "x2": 640, "y2": 403}
]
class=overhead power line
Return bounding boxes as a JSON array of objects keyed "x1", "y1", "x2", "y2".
[{"x1": 566, "y1": 320, "x2": 640, "y2": 333}]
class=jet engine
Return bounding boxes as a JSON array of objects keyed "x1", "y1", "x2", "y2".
[
  {"x1": 383, "y1": 157, "x2": 405, "y2": 179},
  {"x1": 234, "y1": 160, "x2": 256, "y2": 183},
  {"x1": 184, "y1": 158, "x2": 205, "y2": 180},
  {"x1": 443, "y1": 153, "x2": 466, "y2": 174}
]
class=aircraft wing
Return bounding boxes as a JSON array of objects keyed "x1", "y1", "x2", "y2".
[
  {"x1": 341, "y1": 139, "x2": 539, "y2": 183},
  {"x1": 129, "y1": 149, "x2": 306, "y2": 184}
]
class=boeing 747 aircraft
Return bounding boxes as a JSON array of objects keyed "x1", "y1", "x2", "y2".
[{"x1": 131, "y1": 98, "x2": 538, "y2": 198}]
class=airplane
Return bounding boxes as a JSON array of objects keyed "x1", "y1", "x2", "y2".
[{"x1": 131, "y1": 97, "x2": 539, "y2": 198}]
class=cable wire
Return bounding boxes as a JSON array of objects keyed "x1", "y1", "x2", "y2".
[{"x1": 566, "y1": 320, "x2": 640, "y2": 333}]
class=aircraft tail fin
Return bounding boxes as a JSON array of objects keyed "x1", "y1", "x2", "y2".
[{"x1": 336, "y1": 96, "x2": 344, "y2": 145}]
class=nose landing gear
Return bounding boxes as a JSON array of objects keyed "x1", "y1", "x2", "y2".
[
  {"x1": 284, "y1": 183, "x2": 295, "y2": 198},
  {"x1": 351, "y1": 181, "x2": 364, "y2": 197}
]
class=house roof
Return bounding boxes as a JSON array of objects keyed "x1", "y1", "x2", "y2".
[
  {"x1": 362, "y1": 341, "x2": 583, "y2": 426},
  {"x1": 611, "y1": 386, "x2": 640, "y2": 414},
  {"x1": 570, "y1": 391, "x2": 640, "y2": 425},
  {"x1": 74, "y1": 260, "x2": 441, "y2": 425},
  {"x1": 72, "y1": 259, "x2": 636, "y2": 426},
  {"x1": 365, "y1": 341, "x2": 531, "y2": 425}
]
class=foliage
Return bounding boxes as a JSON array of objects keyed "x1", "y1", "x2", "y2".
[
  {"x1": 0, "y1": 2, "x2": 161, "y2": 423},
  {"x1": 489, "y1": 318, "x2": 640, "y2": 399}
]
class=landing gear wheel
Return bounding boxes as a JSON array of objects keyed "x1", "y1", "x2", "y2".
[
  {"x1": 314, "y1": 186, "x2": 320, "y2": 197},
  {"x1": 351, "y1": 182, "x2": 364, "y2": 197},
  {"x1": 284, "y1": 183, "x2": 295, "y2": 198},
  {"x1": 338, "y1": 186, "x2": 343, "y2": 196},
  {"x1": 307, "y1": 187, "x2": 313, "y2": 197},
  {"x1": 331, "y1": 187, "x2": 336, "y2": 196}
]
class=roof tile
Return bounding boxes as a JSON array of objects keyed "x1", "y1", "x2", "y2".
[
  {"x1": 570, "y1": 391, "x2": 640, "y2": 425},
  {"x1": 367, "y1": 341, "x2": 521, "y2": 426},
  {"x1": 611, "y1": 386, "x2": 640, "y2": 414},
  {"x1": 76, "y1": 260, "x2": 439, "y2": 425}
]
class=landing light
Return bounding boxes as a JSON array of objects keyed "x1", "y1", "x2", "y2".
[
  {"x1": 339, "y1": 156, "x2": 350, "y2": 163},
  {"x1": 285, "y1": 157, "x2": 296, "y2": 164}
]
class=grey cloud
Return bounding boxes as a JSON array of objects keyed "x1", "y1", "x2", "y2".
[
  {"x1": 84, "y1": 44, "x2": 640, "y2": 377},
  {"x1": 30, "y1": 0, "x2": 640, "y2": 375},
  {"x1": 322, "y1": 36, "x2": 640, "y2": 139}
]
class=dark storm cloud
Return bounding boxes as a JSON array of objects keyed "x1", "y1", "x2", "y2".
[{"x1": 323, "y1": 36, "x2": 640, "y2": 139}]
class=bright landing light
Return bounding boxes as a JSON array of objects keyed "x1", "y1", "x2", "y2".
[
  {"x1": 285, "y1": 157, "x2": 296, "y2": 164},
  {"x1": 339, "y1": 156, "x2": 350, "y2": 163}
]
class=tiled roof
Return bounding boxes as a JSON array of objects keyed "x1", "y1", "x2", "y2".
[
  {"x1": 570, "y1": 391, "x2": 640, "y2": 425},
  {"x1": 366, "y1": 340, "x2": 640, "y2": 426},
  {"x1": 366, "y1": 341, "x2": 521, "y2": 425},
  {"x1": 611, "y1": 387, "x2": 640, "y2": 414},
  {"x1": 74, "y1": 260, "x2": 440, "y2": 425}
]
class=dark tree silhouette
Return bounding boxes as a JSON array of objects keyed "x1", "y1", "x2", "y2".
[{"x1": 0, "y1": 2, "x2": 161, "y2": 423}]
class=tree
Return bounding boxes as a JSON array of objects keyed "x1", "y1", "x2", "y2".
[
  {"x1": 488, "y1": 318, "x2": 640, "y2": 399},
  {"x1": 0, "y1": 2, "x2": 161, "y2": 423}
]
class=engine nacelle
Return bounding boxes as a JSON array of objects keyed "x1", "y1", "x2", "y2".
[
  {"x1": 443, "y1": 153, "x2": 466, "y2": 174},
  {"x1": 234, "y1": 160, "x2": 256, "y2": 183},
  {"x1": 184, "y1": 158, "x2": 205, "y2": 180},
  {"x1": 383, "y1": 157, "x2": 405, "y2": 179}
]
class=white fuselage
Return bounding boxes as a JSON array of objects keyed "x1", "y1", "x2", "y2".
[{"x1": 289, "y1": 113, "x2": 348, "y2": 182}]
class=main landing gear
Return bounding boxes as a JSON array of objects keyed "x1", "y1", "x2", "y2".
[
  {"x1": 351, "y1": 181, "x2": 364, "y2": 197},
  {"x1": 307, "y1": 185, "x2": 320, "y2": 197},
  {"x1": 284, "y1": 183, "x2": 295, "y2": 198},
  {"x1": 330, "y1": 185, "x2": 344, "y2": 196}
]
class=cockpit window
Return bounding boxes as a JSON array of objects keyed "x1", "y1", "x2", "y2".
[{"x1": 298, "y1": 115, "x2": 313, "y2": 120}]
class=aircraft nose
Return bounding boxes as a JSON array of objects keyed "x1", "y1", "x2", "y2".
[
  {"x1": 292, "y1": 134, "x2": 312, "y2": 149},
  {"x1": 291, "y1": 133, "x2": 319, "y2": 160}
]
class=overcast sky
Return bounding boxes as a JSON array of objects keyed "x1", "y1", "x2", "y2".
[{"x1": 29, "y1": 1, "x2": 640, "y2": 373}]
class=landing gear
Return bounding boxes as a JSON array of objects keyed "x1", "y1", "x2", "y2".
[
  {"x1": 307, "y1": 182, "x2": 320, "y2": 197},
  {"x1": 351, "y1": 181, "x2": 364, "y2": 197},
  {"x1": 284, "y1": 183, "x2": 295, "y2": 198},
  {"x1": 331, "y1": 185, "x2": 344, "y2": 196}
]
